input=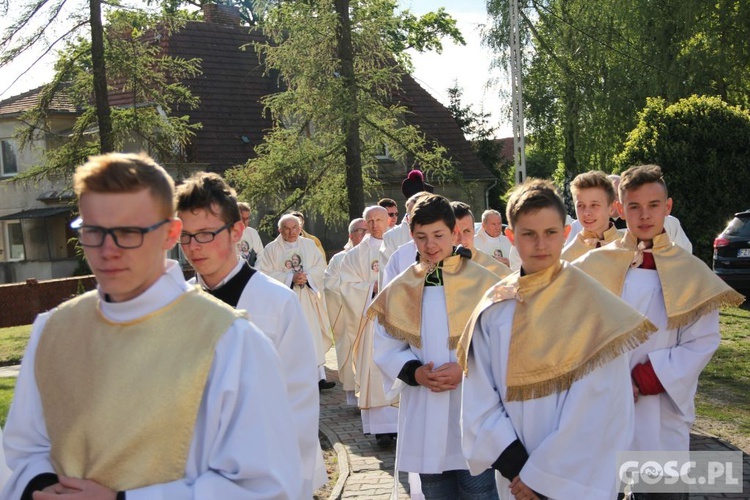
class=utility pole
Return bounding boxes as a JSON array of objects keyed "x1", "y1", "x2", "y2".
[{"x1": 509, "y1": 0, "x2": 526, "y2": 184}]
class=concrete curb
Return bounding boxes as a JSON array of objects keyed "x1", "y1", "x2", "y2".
[{"x1": 319, "y1": 420, "x2": 350, "y2": 500}]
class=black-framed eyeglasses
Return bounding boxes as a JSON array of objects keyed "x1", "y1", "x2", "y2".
[
  {"x1": 387, "y1": 212, "x2": 399, "y2": 218},
  {"x1": 351, "y1": 228, "x2": 367, "y2": 234},
  {"x1": 74, "y1": 219, "x2": 171, "y2": 249},
  {"x1": 179, "y1": 222, "x2": 234, "y2": 245}
]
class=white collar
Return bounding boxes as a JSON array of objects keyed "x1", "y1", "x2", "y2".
[{"x1": 99, "y1": 260, "x2": 190, "y2": 323}]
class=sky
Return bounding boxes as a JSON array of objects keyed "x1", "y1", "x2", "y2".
[
  {"x1": 0, "y1": 0, "x2": 511, "y2": 137},
  {"x1": 399, "y1": 0, "x2": 512, "y2": 137}
]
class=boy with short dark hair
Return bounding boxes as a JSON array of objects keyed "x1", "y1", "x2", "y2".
[
  {"x1": 176, "y1": 172, "x2": 326, "y2": 497},
  {"x1": 459, "y1": 178, "x2": 655, "y2": 499},
  {"x1": 562, "y1": 170, "x2": 623, "y2": 261},
  {"x1": 574, "y1": 165, "x2": 743, "y2": 493},
  {"x1": 370, "y1": 194, "x2": 500, "y2": 498}
]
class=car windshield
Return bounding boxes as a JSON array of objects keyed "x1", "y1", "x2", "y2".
[{"x1": 725, "y1": 215, "x2": 750, "y2": 237}]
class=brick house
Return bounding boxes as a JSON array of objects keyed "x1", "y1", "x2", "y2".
[{"x1": 0, "y1": 6, "x2": 496, "y2": 282}]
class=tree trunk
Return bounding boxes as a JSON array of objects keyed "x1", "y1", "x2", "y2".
[
  {"x1": 90, "y1": 0, "x2": 113, "y2": 153},
  {"x1": 334, "y1": 0, "x2": 364, "y2": 220}
]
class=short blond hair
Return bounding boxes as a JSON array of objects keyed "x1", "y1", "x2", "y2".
[
  {"x1": 73, "y1": 152, "x2": 175, "y2": 219},
  {"x1": 570, "y1": 170, "x2": 616, "y2": 205}
]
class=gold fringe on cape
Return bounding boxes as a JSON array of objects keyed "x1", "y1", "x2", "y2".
[
  {"x1": 561, "y1": 224, "x2": 623, "y2": 262},
  {"x1": 367, "y1": 254, "x2": 500, "y2": 350},
  {"x1": 457, "y1": 261, "x2": 656, "y2": 402},
  {"x1": 574, "y1": 232, "x2": 745, "y2": 329}
]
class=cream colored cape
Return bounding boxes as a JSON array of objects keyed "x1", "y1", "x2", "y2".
[
  {"x1": 458, "y1": 261, "x2": 656, "y2": 401},
  {"x1": 368, "y1": 254, "x2": 501, "y2": 350},
  {"x1": 561, "y1": 223, "x2": 623, "y2": 262},
  {"x1": 574, "y1": 231, "x2": 745, "y2": 329}
]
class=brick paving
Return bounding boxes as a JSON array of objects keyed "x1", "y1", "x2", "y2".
[{"x1": 321, "y1": 349, "x2": 749, "y2": 499}]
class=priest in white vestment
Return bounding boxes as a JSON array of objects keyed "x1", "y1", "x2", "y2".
[
  {"x1": 259, "y1": 214, "x2": 334, "y2": 387},
  {"x1": 177, "y1": 173, "x2": 326, "y2": 496},
  {"x1": 324, "y1": 218, "x2": 367, "y2": 406},
  {"x1": 342, "y1": 206, "x2": 399, "y2": 443},
  {"x1": 474, "y1": 209, "x2": 512, "y2": 267},
  {"x1": 237, "y1": 202, "x2": 264, "y2": 266}
]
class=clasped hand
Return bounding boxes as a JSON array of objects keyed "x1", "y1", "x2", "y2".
[{"x1": 415, "y1": 361, "x2": 462, "y2": 392}]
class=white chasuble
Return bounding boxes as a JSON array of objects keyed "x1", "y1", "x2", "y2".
[
  {"x1": 258, "y1": 235, "x2": 333, "y2": 366},
  {"x1": 323, "y1": 250, "x2": 358, "y2": 390},
  {"x1": 462, "y1": 299, "x2": 634, "y2": 499},
  {"x1": 343, "y1": 235, "x2": 399, "y2": 430}
]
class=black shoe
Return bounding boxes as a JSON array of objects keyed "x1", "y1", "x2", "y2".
[
  {"x1": 375, "y1": 434, "x2": 393, "y2": 447},
  {"x1": 318, "y1": 379, "x2": 336, "y2": 391}
]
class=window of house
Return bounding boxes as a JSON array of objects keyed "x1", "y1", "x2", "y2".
[
  {"x1": 6, "y1": 222, "x2": 25, "y2": 260},
  {"x1": 374, "y1": 142, "x2": 392, "y2": 160},
  {"x1": 1, "y1": 140, "x2": 18, "y2": 176}
]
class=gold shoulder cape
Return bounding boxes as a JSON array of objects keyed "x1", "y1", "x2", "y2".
[
  {"x1": 561, "y1": 224, "x2": 623, "y2": 262},
  {"x1": 35, "y1": 287, "x2": 244, "y2": 491},
  {"x1": 457, "y1": 261, "x2": 656, "y2": 401},
  {"x1": 366, "y1": 254, "x2": 500, "y2": 350},
  {"x1": 574, "y1": 231, "x2": 745, "y2": 329},
  {"x1": 472, "y1": 248, "x2": 513, "y2": 278}
]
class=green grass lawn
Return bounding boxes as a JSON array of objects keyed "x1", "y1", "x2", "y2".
[
  {"x1": 0, "y1": 378, "x2": 16, "y2": 427},
  {"x1": 0, "y1": 325, "x2": 30, "y2": 367},
  {"x1": 694, "y1": 305, "x2": 750, "y2": 451}
]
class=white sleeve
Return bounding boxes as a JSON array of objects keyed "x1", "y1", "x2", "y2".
[
  {"x1": 460, "y1": 310, "x2": 519, "y2": 476},
  {"x1": 665, "y1": 216, "x2": 692, "y2": 253},
  {"x1": 648, "y1": 310, "x2": 719, "y2": 417},
  {"x1": 127, "y1": 319, "x2": 303, "y2": 499},
  {"x1": 373, "y1": 321, "x2": 419, "y2": 398},
  {"x1": 1, "y1": 313, "x2": 57, "y2": 500}
]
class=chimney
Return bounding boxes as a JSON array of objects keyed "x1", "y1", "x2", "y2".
[{"x1": 203, "y1": 3, "x2": 243, "y2": 27}]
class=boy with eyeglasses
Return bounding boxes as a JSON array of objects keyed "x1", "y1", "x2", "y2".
[
  {"x1": 2, "y1": 153, "x2": 303, "y2": 499},
  {"x1": 176, "y1": 172, "x2": 326, "y2": 497}
]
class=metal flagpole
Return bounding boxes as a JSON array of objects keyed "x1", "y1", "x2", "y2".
[{"x1": 509, "y1": 0, "x2": 526, "y2": 184}]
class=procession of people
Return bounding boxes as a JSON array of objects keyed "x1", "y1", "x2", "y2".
[{"x1": 0, "y1": 153, "x2": 744, "y2": 499}]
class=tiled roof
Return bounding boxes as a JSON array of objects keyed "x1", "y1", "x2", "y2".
[
  {"x1": 166, "y1": 22, "x2": 276, "y2": 171},
  {"x1": 165, "y1": 21, "x2": 492, "y2": 181},
  {"x1": 0, "y1": 85, "x2": 80, "y2": 116}
]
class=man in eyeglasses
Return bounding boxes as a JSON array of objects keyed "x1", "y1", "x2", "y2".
[
  {"x1": 323, "y1": 218, "x2": 367, "y2": 406},
  {"x1": 1, "y1": 153, "x2": 303, "y2": 499},
  {"x1": 175, "y1": 172, "x2": 326, "y2": 497},
  {"x1": 378, "y1": 198, "x2": 399, "y2": 229}
]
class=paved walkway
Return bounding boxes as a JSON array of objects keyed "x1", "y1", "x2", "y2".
[
  {"x1": 2, "y1": 355, "x2": 748, "y2": 499},
  {"x1": 321, "y1": 350, "x2": 750, "y2": 499}
]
